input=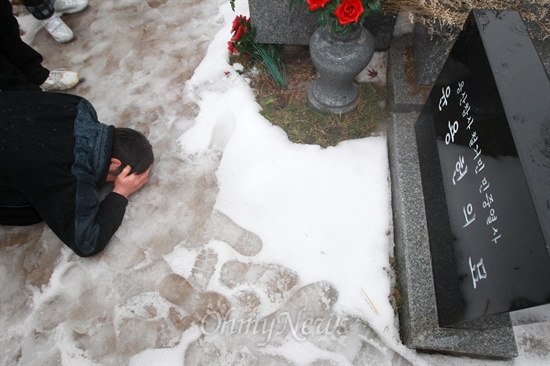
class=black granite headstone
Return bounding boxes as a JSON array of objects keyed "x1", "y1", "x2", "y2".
[{"x1": 416, "y1": 10, "x2": 550, "y2": 327}]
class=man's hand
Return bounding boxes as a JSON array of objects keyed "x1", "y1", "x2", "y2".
[{"x1": 113, "y1": 166, "x2": 151, "y2": 199}]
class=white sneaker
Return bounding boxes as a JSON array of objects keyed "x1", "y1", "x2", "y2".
[
  {"x1": 54, "y1": 0, "x2": 89, "y2": 15},
  {"x1": 40, "y1": 69, "x2": 81, "y2": 91},
  {"x1": 41, "y1": 15, "x2": 74, "y2": 43}
]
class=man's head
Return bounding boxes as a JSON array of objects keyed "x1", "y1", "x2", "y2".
[{"x1": 109, "y1": 128, "x2": 154, "y2": 176}]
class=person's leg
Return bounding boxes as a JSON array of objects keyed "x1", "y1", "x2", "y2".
[
  {"x1": 0, "y1": 185, "x2": 42, "y2": 226},
  {"x1": 0, "y1": 1, "x2": 81, "y2": 91},
  {"x1": 0, "y1": 206, "x2": 43, "y2": 226},
  {"x1": 54, "y1": 0, "x2": 89, "y2": 15},
  {"x1": 0, "y1": 0, "x2": 49, "y2": 90},
  {"x1": 23, "y1": 0, "x2": 73, "y2": 43},
  {"x1": 0, "y1": 53, "x2": 44, "y2": 91},
  {"x1": 22, "y1": 0, "x2": 54, "y2": 20},
  {"x1": 21, "y1": 0, "x2": 90, "y2": 18}
]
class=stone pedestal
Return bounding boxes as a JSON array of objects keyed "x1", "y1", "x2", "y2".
[
  {"x1": 413, "y1": 22, "x2": 456, "y2": 86},
  {"x1": 388, "y1": 112, "x2": 518, "y2": 358},
  {"x1": 387, "y1": 33, "x2": 430, "y2": 113}
]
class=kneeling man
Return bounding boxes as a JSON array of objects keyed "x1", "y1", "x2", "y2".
[{"x1": 0, "y1": 92, "x2": 154, "y2": 257}]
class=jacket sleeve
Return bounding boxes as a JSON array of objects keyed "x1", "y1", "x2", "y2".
[
  {"x1": 71, "y1": 98, "x2": 122, "y2": 256},
  {"x1": 74, "y1": 192, "x2": 128, "y2": 257}
]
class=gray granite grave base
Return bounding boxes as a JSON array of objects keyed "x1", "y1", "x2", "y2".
[
  {"x1": 387, "y1": 112, "x2": 518, "y2": 358},
  {"x1": 413, "y1": 22, "x2": 456, "y2": 86},
  {"x1": 387, "y1": 33, "x2": 430, "y2": 113}
]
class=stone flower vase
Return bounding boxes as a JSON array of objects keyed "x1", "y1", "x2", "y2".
[{"x1": 308, "y1": 22, "x2": 375, "y2": 114}]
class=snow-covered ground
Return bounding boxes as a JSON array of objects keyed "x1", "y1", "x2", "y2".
[{"x1": 1, "y1": 1, "x2": 548, "y2": 365}]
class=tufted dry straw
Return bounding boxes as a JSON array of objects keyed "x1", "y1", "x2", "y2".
[{"x1": 382, "y1": 0, "x2": 550, "y2": 39}]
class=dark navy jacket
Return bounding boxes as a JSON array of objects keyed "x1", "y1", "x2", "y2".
[{"x1": 0, "y1": 92, "x2": 128, "y2": 256}]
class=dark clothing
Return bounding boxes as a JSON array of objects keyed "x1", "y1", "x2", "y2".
[
  {"x1": 0, "y1": 92, "x2": 128, "y2": 257},
  {"x1": 0, "y1": 0, "x2": 50, "y2": 91},
  {"x1": 23, "y1": 0, "x2": 55, "y2": 20}
]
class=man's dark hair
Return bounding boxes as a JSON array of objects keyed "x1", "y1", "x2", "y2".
[{"x1": 111, "y1": 128, "x2": 154, "y2": 175}]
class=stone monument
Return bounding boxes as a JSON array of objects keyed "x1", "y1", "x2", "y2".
[
  {"x1": 389, "y1": 9, "x2": 550, "y2": 357},
  {"x1": 416, "y1": 8, "x2": 550, "y2": 326}
]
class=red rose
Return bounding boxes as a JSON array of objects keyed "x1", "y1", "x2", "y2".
[
  {"x1": 228, "y1": 41, "x2": 236, "y2": 54},
  {"x1": 307, "y1": 0, "x2": 331, "y2": 11},
  {"x1": 231, "y1": 16, "x2": 240, "y2": 33},
  {"x1": 234, "y1": 25, "x2": 244, "y2": 41},
  {"x1": 334, "y1": 0, "x2": 364, "y2": 25}
]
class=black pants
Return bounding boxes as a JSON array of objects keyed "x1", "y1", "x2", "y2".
[
  {"x1": 0, "y1": 206, "x2": 42, "y2": 226},
  {"x1": 0, "y1": 183, "x2": 43, "y2": 225},
  {"x1": 23, "y1": 0, "x2": 55, "y2": 20},
  {"x1": 0, "y1": 0, "x2": 50, "y2": 91}
]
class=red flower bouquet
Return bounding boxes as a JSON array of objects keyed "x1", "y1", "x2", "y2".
[
  {"x1": 228, "y1": 15, "x2": 255, "y2": 56},
  {"x1": 294, "y1": 0, "x2": 382, "y2": 34}
]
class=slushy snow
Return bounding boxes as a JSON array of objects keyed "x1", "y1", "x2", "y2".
[{"x1": 1, "y1": 1, "x2": 549, "y2": 365}]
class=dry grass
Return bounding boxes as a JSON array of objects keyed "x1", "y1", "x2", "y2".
[
  {"x1": 383, "y1": 0, "x2": 550, "y2": 39},
  {"x1": 233, "y1": 47, "x2": 389, "y2": 148}
]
